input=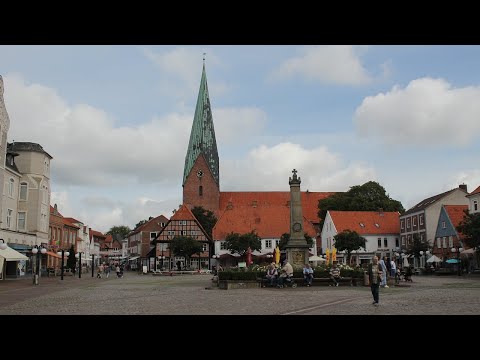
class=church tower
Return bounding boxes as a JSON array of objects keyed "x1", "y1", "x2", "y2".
[{"x1": 182, "y1": 61, "x2": 220, "y2": 213}]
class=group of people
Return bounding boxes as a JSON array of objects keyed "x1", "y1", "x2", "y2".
[
  {"x1": 262, "y1": 260, "x2": 343, "y2": 288},
  {"x1": 263, "y1": 260, "x2": 295, "y2": 287},
  {"x1": 96, "y1": 263, "x2": 124, "y2": 279}
]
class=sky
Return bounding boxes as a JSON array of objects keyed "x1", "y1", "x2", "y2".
[{"x1": 1, "y1": 45, "x2": 480, "y2": 233}]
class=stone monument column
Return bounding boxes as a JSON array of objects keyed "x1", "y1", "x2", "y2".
[{"x1": 285, "y1": 169, "x2": 310, "y2": 268}]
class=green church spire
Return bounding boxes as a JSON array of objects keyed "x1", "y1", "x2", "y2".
[{"x1": 183, "y1": 61, "x2": 219, "y2": 186}]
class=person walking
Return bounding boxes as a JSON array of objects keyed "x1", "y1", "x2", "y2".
[
  {"x1": 368, "y1": 256, "x2": 383, "y2": 306},
  {"x1": 379, "y1": 256, "x2": 388, "y2": 288}
]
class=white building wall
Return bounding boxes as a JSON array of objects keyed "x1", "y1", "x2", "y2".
[{"x1": 468, "y1": 193, "x2": 480, "y2": 214}]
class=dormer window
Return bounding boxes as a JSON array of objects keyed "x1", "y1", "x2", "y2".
[
  {"x1": 359, "y1": 223, "x2": 365, "y2": 228},
  {"x1": 374, "y1": 223, "x2": 380, "y2": 228}
]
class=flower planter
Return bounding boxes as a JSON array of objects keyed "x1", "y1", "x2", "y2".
[{"x1": 218, "y1": 280, "x2": 260, "y2": 290}]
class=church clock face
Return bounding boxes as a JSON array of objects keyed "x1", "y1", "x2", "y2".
[{"x1": 196, "y1": 170, "x2": 204, "y2": 178}]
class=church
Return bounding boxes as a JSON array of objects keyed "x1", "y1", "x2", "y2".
[{"x1": 179, "y1": 62, "x2": 335, "y2": 268}]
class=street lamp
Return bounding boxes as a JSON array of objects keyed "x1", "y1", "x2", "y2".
[
  {"x1": 57, "y1": 249, "x2": 70, "y2": 280},
  {"x1": 91, "y1": 254, "x2": 95, "y2": 277},
  {"x1": 75, "y1": 253, "x2": 82, "y2": 278},
  {"x1": 419, "y1": 250, "x2": 430, "y2": 270},
  {"x1": 0, "y1": 239, "x2": 7, "y2": 250},
  {"x1": 451, "y1": 246, "x2": 464, "y2": 276},
  {"x1": 32, "y1": 245, "x2": 47, "y2": 285}
]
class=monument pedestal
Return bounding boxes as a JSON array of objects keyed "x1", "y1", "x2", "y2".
[{"x1": 286, "y1": 245, "x2": 310, "y2": 269}]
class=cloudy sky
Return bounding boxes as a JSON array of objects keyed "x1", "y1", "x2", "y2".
[{"x1": 1, "y1": 45, "x2": 480, "y2": 233}]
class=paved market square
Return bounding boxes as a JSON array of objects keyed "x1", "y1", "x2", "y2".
[{"x1": 1, "y1": 272, "x2": 479, "y2": 315}]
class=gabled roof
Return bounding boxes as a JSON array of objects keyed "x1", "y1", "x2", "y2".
[
  {"x1": 443, "y1": 205, "x2": 468, "y2": 230},
  {"x1": 64, "y1": 217, "x2": 82, "y2": 224},
  {"x1": 171, "y1": 204, "x2": 199, "y2": 222},
  {"x1": 62, "y1": 218, "x2": 80, "y2": 229},
  {"x1": 467, "y1": 185, "x2": 480, "y2": 197},
  {"x1": 328, "y1": 210, "x2": 400, "y2": 235},
  {"x1": 90, "y1": 229, "x2": 106, "y2": 240},
  {"x1": 219, "y1": 191, "x2": 335, "y2": 224},
  {"x1": 183, "y1": 63, "x2": 219, "y2": 186},
  {"x1": 130, "y1": 215, "x2": 169, "y2": 235},
  {"x1": 404, "y1": 187, "x2": 466, "y2": 215},
  {"x1": 50, "y1": 205, "x2": 63, "y2": 217},
  {"x1": 213, "y1": 205, "x2": 317, "y2": 240}
]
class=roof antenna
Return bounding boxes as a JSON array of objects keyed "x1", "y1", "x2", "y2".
[{"x1": 203, "y1": 52, "x2": 206, "y2": 64}]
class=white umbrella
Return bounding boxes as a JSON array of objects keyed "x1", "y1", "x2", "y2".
[
  {"x1": 426, "y1": 255, "x2": 442, "y2": 263},
  {"x1": 309, "y1": 255, "x2": 326, "y2": 262},
  {"x1": 403, "y1": 256, "x2": 410, "y2": 267}
]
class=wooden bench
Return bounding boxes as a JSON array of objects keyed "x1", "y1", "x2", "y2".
[
  {"x1": 293, "y1": 277, "x2": 354, "y2": 286},
  {"x1": 257, "y1": 277, "x2": 356, "y2": 287}
]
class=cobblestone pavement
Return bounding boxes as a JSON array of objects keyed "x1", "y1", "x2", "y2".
[{"x1": 1, "y1": 272, "x2": 479, "y2": 315}]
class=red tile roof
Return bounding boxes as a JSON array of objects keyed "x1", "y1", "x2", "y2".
[
  {"x1": 170, "y1": 205, "x2": 210, "y2": 237},
  {"x1": 444, "y1": 205, "x2": 468, "y2": 230},
  {"x1": 104, "y1": 234, "x2": 113, "y2": 243},
  {"x1": 467, "y1": 185, "x2": 480, "y2": 197},
  {"x1": 213, "y1": 205, "x2": 317, "y2": 240},
  {"x1": 219, "y1": 191, "x2": 335, "y2": 223},
  {"x1": 62, "y1": 218, "x2": 80, "y2": 228},
  {"x1": 329, "y1": 211, "x2": 400, "y2": 235},
  {"x1": 64, "y1": 217, "x2": 82, "y2": 224}
]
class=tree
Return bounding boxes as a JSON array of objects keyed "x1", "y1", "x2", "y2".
[
  {"x1": 405, "y1": 233, "x2": 430, "y2": 258},
  {"x1": 191, "y1": 206, "x2": 217, "y2": 239},
  {"x1": 317, "y1": 181, "x2": 405, "y2": 228},
  {"x1": 457, "y1": 211, "x2": 480, "y2": 265},
  {"x1": 66, "y1": 244, "x2": 76, "y2": 272},
  {"x1": 224, "y1": 231, "x2": 262, "y2": 258},
  {"x1": 106, "y1": 225, "x2": 132, "y2": 241},
  {"x1": 333, "y1": 230, "x2": 366, "y2": 263},
  {"x1": 168, "y1": 236, "x2": 203, "y2": 265},
  {"x1": 278, "y1": 233, "x2": 314, "y2": 251}
]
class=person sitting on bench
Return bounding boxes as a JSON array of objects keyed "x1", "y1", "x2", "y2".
[
  {"x1": 329, "y1": 261, "x2": 341, "y2": 286},
  {"x1": 263, "y1": 263, "x2": 278, "y2": 287}
]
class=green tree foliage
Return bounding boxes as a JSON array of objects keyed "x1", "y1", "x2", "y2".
[
  {"x1": 224, "y1": 231, "x2": 262, "y2": 257},
  {"x1": 169, "y1": 236, "x2": 203, "y2": 260},
  {"x1": 279, "y1": 233, "x2": 314, "y2": 250},
  {"x1": 405, "y1": 233, "x2": 430, "y2": 258},
  {"x1": 66, "y1": 244, "x2": 76, "y2": 272},
  {"x1": 457, "y1": 211, "x2": 480, "y2": 262},
  {"x1": 317, "y1": 181, "x2": 405, "y2": 228},
  {"x1": 333, "y1": 230, "x2": 366, "y2": 263},
  {"x1": 191, "y1": 206, "x2": 217, "y2": 239},
  {"x1": 106, "y1": 225, "x2": 132, "y2": 241}
]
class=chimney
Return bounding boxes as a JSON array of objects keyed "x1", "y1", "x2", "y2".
[{"x1": 459, "y1": 184, "x2": 468, "y2": 192}]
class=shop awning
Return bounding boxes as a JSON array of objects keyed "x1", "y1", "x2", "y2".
[
  {"x1": 46, "y1": 251, "x2": 61, "y2": 259},
  {"x1": 0, "y1": 247, "x2": 28, "y2": 261},
  {"x1": 129, "y1": 256, "x2": 140, "y2": 261}
]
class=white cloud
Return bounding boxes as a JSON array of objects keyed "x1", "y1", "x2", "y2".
[
  {"x1": 2, "y1": 74, "x2": 270, "y2": 233},
  {"x1": 142, "y1": 47, "x2": 228, "y2": 97},
  {"x1": 221, "y1": 142, "x2": 376, "y2": 192},
  {"x1": 354, "y1": 77, "x2": 480, "y2": 147},
  {"x1": 214, "y1": 107, "x2": 268, "y2": 145},
  {"x1": 449, "y1": 170, "x2": 480, "y2": 194},
  {"x1": 272, "y1": 46, "x2": 372, "y2": 85}
]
